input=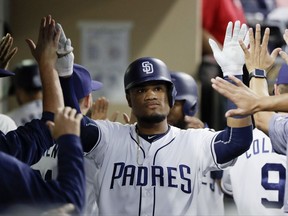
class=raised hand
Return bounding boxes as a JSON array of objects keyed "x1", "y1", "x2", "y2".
[
  {"x1": 90, "y1": 97, "x2": 119, "y2": 122},
  {"x1": 209, "y1": 20, "x2": 248, "y2": 77},
  {"x1": 0, "y1": 33, "x2": 18, "y2": 69},
  {"x1": 239, "y1": 24, "x2": 281, "y2": 73},
  {"x1": 279, "y1": 29, "x2": 288, "y2": 63},
  {"x1": 25, "y1": 15, "x2": 64, "y2": 113},
  {"x1": 55, "y1": 23, "x2": 74, "y2": 77},
  {"x1": 25, "y1": 15, "x2": 60, "y2": 68},
  {"x1": 211, "y1": 75, "x2": 258, "y2": 117}
]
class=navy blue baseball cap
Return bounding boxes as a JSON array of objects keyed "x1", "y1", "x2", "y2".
[
  {"x1": 276, "y1": 63, "x2": 288, "y2": 85},
  {"x1": 73, "y1": 64, "x2": 103, "y2": 100},
  {"x1": 0, "y1": 68, "x2": 14, "y2": 77}
]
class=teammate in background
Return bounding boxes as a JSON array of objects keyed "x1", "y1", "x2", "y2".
[
  {"x1": 88, "y1": 96, "x2": 120, "y2": 122},
  {"x1": 58, "y1": 20, "x2": 252, "y2": 215},
  {"x1": 0, "y1": 15, "x2": 85, "y2": 214},
  {"x1": 211, "y1": 24, "x2": 288, "y2": 213},
  {"x1": 31, "y1": 63, "x2": 103, "y2": 180},
  {"x1": 168, "y1": 71, "x2": 225, "y2": 215},
  {"x1": 7, "y1": 59, "x2": 43, "y2": 126},
  {"x1": 0, "y1": 33, "x2": 18, "y2": 133},
  {"x1": 72, "y1": 63, "x2": 103, "y2": 116},
  {"x1": 221, "y1": 63, "x2": 288, "y2": 215}
]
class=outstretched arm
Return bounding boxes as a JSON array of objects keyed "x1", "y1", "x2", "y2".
[
  {"x1": 239, "y1": 24, "x2": 281, "y2": 135},
  {"x1": 0, "y1": 107, "x2": 84, "y2": 213},
  {"x1": 209, "y1": 20, "x2": 252, "y2": 164},
  {"x1": 26, "y1": 15, "x2": 63, "y2": 114},
  {"x1": 212, "y1": 76, "x2": 288, "y2": 114},
  {"x1": 0, "y1": 15, "x2": 62, "y2": 163}
]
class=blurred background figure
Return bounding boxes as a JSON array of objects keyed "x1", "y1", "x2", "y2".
[
  {"x1": 7, "y1": 59, "x2": 43, "y2": 126},
  {"x1": 240, "y1": 0, "x2": 287, "y2": 52},
  {"x1": 168, "y1": 71, "x2": 204, "y2": 129}
]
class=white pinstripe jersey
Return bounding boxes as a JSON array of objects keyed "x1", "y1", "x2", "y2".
[{"x1": 84, "y1": 120, "x2": 234, "y2": 216}]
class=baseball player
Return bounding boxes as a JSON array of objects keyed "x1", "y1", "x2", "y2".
[
  {"x1": 213, "y1": 23, "x2": 288, "y2": 214},
  {"x1": 0, "y1": 15, "x2": 85, "y2": 213},
  {"x1": 168, "y1": 71, "x2": 225, "y2": 216},
  {"x1": 222, "y1": 63, "x2": 288, "y2": 215},
  {"x1": 222, "y1": 127, "x2": 286, "y2": 215},
  {"x1": 58, "y1": 20, "x2": 253, "y2": 215},
  {"x1": 223, "y1": 66, "x2": 288, "y2": 215},
  {"x1": 7, "y1": 59, "x2": 43, "y2": 126},
  {"x1": 31, "y1": 63, "x2": 103, "y2": 181}
]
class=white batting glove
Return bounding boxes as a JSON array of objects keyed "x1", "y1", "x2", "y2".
[
  {"x1": 56, "y1": 23, "x2": 74, "y2": 56},
  {"x1": 55, "y1": 23, "x2": 74, "y2": 77},
  {"x1": 209, "y1": 20, "x2": 249, "y2": 77}
]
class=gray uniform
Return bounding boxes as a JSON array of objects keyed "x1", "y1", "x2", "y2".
[{"x1": 269, "y1": 113, "x2": 288, "y2": 212}]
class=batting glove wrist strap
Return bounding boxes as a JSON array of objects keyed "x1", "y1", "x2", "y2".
[
  {"x1": 221, "y1": 65, "x2": 243, "y2": 76},
  {"x1": 55, "y1": 52, "x2": 74, "y2": 77}
]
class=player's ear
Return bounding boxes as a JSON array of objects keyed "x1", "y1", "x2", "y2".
[
  {"x1": 126, "y1": 93, "x2": 132, "y2": 108},
  {"x1": 83, "y1": 94, "x2": 92, "y2": 108}
]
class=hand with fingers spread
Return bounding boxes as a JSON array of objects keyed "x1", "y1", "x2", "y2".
[
  {"x1": 211, "y1": 75, "x2": 259, "y2": 117},
  {"x1": 209, "y1": 20, "x2": 249, "y2": 77},
  {"x1": 239, "y1": 24, "x2": 281, "y2": 74},
  {"x1": 0, "y1": 33, "x2": 18, "y2": 70},
  {"x1": 26, "y1": 15, "x2": 60, "y2": 70},
  {"x1": 90, "y1": 97, "x2": 119, "y2": 122},
  {"x1": 25, "y1": 15, "x2": 64, "y2": 113}
]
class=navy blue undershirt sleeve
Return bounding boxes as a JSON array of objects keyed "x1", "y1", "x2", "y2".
[
  {"x1": 214, "y1": 125, "x2": 253, "y2": 164},
  {"x1": 59, "y1": 76, "x2": 81, "y2": 113},
  {"x1": 0, "y1": 119, "x2": 54, "y2": 165},
  {"x1": 213, "y1": 75, "x2": 253, "y2": 164}
]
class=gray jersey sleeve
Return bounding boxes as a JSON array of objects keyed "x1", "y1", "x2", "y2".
[{"x1": 268, "y1": 113, "x2": 288, "y2": 155}]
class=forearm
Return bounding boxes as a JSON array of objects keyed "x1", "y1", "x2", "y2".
[
  {"x1": 256, "y1": 94, "x2": 288, "y2": 112},
  {"x1": 56, "y1": 135, "x2": 85, "y2": 213},
  {"x1": 40, "y1": 64, "x2": 64, "y2": 113},
  {"x1": 0, "y1": 119, "x2": 54, "y2": 165},
  {"x1": 214, "y1": 125, "x2": 253, "y2": 164},
  {"x1": 0, "y1": 135, "x2": 85, "y2": 213},
  {"x1": 249, "y1": 76, "x2": 273, "y2": 134},
  {"x1": 225, "y1": 76, "x2": 252, "y2": 127}
]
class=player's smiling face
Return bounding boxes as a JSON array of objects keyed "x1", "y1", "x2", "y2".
[{"x1": 127, "y1": 81, "x2": 170, "y2": 123}]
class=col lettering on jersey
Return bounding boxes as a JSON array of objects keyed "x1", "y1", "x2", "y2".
[{"x1": 84, "y1": 120, "x2": 232, "y2": 215}]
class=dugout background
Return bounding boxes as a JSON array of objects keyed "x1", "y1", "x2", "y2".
[{"x1": 1, "y1": 0, "x2": 202, "y2": 122}]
